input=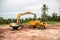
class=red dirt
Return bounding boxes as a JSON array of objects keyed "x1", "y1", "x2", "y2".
[{"x1": 0, "y1": 24, "x2": 60, "y2": 40}]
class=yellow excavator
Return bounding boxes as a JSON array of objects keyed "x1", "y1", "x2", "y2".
[
  {"x1": 10, "y1": 11, "x2": 47, "y2": 30},
  {"x1": 10, "y1": 11, "x2": 37, "y2": 30}
]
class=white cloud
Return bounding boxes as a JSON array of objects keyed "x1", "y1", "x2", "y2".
[
  {"x1": 0, "y1": 0, "x2": 40, "y2": 12},
  {"x1": 0, "y1": 0, "x2": 60, "y2": 19}
]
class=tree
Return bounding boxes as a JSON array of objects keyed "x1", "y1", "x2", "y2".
[
  {"x1": 7, "y1": 18, "x2": 12, "y2": 24},
  {"x1": 52, "y1": 12, "x2": 58, "y2": 21},
  {"x1": 0, "y1": 17, "x2": 3, "y2": 19},
  {"x1": 47, "y1": 15, "x2": 52, "y2": 21},
  {"x1": 41, "y1": 4, "x2": 49, "y2": 22},
  {"x1": 0, "y1": 17, "x2": 4, "y2": 24},
  {"x1": 57, "y1": 15, "x2": 60, "y2": 21},
  {"x1": 59, "y1": 15, "x2": 60, "y2": 21},
  {"x1": 38, "y1": 17, "x2": 41, "y2": 20},
  {"x1": 28, "y1": 17, "x2": 32, "y2": 21}
]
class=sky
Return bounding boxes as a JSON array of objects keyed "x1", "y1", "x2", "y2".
[{"x1": 0, "y1": 0, "x2": 60, "y2": 19}]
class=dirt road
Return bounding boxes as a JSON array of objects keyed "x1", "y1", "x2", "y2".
[{"x1": 0, "y1": 24, "x2": 60, "y2": 40}]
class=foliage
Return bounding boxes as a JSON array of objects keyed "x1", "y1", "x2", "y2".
[
  {"x1": 41, "y1": 4, "x2": 49, "y2": 22},
  {"x1": 0, "y1": 17, "x2": 12, "y2": 24},
  {"x1": 52, "y1": 12, "x2": 58, "y2": 21}
]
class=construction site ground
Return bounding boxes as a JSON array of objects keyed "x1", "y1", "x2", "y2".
[{"x1": 0, "y1": 24, "x2": 60, "y2": 40}]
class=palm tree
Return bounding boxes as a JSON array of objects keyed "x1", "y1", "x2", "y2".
[{"x1": 41, "y1": 4, "x2": 49, "y2": 22}]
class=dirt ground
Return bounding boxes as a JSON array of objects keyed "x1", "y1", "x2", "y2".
[{"x1": 0, "y1": 24, "x2": 60, "y2": 40}]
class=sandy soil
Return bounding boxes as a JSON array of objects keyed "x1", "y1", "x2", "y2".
[{"x1": 0, "y1": 24, "x2": 60, "y2": 40}]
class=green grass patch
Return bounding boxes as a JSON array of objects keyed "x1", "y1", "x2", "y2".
[
  {"x1": 0, "y1": 24, "x2": 9, "y2": 26},
  {"x1": 23, "y1": 22, "x2": 29, "y2": 24},
  {"x1": 47, "y1": 21, "x2": 60, "y2": 24}
]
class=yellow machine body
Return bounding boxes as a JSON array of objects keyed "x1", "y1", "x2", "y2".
[
  {"x1": 29, "y1": 20, "x2": 47, "y2": 29},
  {"x1": 29, "y1": 20, "x2": 40, "y2": 26}
]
